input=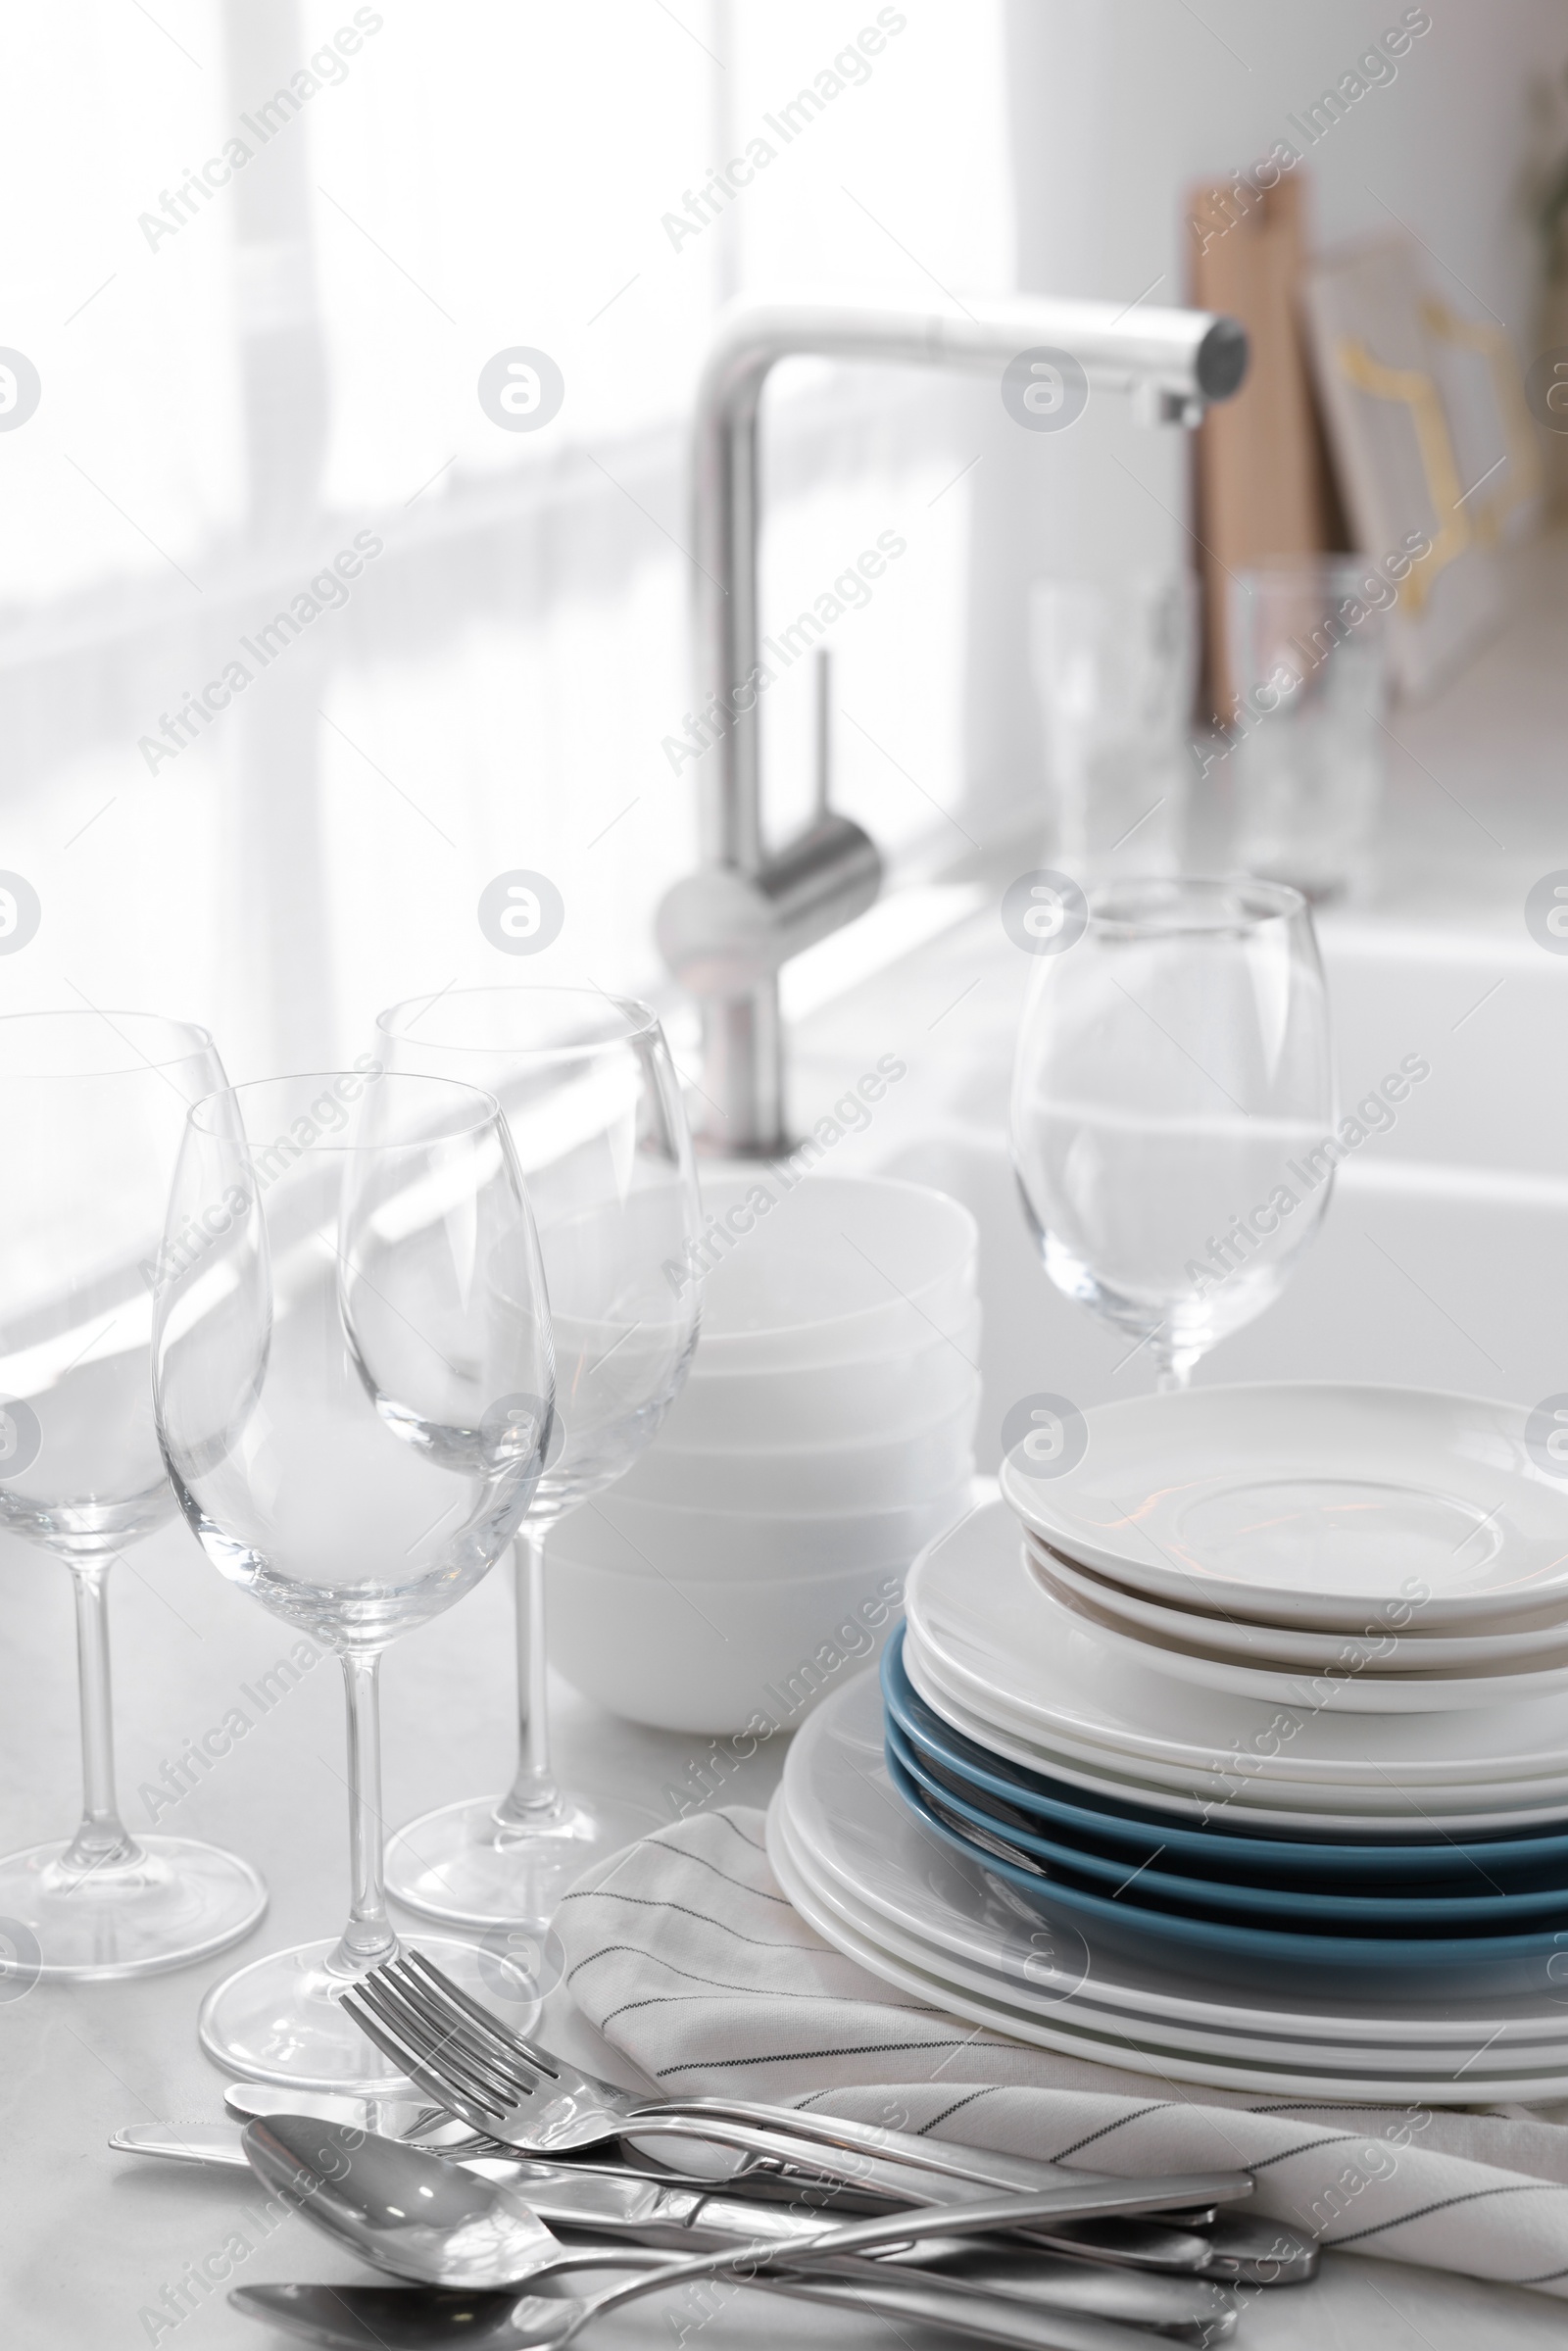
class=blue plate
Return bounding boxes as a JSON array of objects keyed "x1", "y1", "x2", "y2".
[
  {"x1": 882, "y1": 1626, "x2": 1568, "y2": 1894},
  {"x1": 883, "y1": 1739, "x2": 1568, "y2": 1989},
  {"x1": 888, "y1": 1718, "x2": 1568, "y2": 1934}
]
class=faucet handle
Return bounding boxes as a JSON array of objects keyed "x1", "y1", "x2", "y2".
[{"x1": 655, "y1": 641, "x2": 880, "y2": 1000}]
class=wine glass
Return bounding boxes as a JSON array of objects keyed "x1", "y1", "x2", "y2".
[
  {"x1": 153, "y1": 1069, "x2": 554, "y2": 2086},
  {"x1": 0, "y1": 1010, "x2": 267, "y2": 1979},
  {"x1": 373, "y1": 988, "x2": 703, "y2": 1932},
  {"x1": 1010, "y1": 876, "x2": 1335, "y2": 1389}
]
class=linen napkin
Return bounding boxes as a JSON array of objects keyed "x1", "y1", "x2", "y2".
[{"x1": 555, "y1": 1803, "x2": 1568, "y2": 2299}]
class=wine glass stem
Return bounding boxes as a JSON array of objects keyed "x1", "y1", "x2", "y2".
[
  {"x1": 496, "y1": 1524, "x2": 564, "y2": 1828},
  {"x1": 63, "y1": 1563, "x2": 137, "y2": 1872},
  {"x1": 1155, "y1": 1361, "x2": 1191, "y2": 1394},
  {"x1": 331, "y1": 1650, "x2": 396, "y2": 1975}
]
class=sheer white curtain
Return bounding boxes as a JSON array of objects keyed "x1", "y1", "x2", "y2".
[{"x1": 0, "y1": 0, "x2": 1011, "y2": 1078}]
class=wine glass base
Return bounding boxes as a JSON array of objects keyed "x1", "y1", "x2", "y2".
[
  {"x1": 0, "y1": 1836, "x2": 267, "y2": 1984},
  {"x1": 199, "y1": 1931, "x2": 542, "y2": 2092},
  {"x1": 384, "y1": 1789, "x2": 662, "y2": 1931}
]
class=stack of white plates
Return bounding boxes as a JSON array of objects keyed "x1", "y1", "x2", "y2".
[
  {"x1": 549, "y1": 1173, "x2": 978, "y2": 1735},
  {"x1": 763, "y1": 1385, "x2": 1568, "y2": 2095},
  {"x1": 986, "y1": 1384, "x2": 1568, "y2": 1815},
  {"x1": 767, "y1": 1669, "x2": 1568, "y2": 2101}
]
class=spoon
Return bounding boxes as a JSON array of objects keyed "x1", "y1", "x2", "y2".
[
  {"x1": 217, "y1": 2089, "x2": 1257, "y2": 2269},
  {"x1": 239, "y1": 2116, "x2": 1249, "y2": 2334}
]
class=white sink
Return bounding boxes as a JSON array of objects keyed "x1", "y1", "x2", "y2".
[{"x1": 787, "y1": 895, "x2": 1568, "y2": 1462}]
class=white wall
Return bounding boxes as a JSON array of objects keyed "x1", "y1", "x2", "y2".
[{"x1": 960, "y1": 0, "x2": 1568, "y2": 839}]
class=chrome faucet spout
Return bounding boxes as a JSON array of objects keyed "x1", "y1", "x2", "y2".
[{"x1": 657, "y1": 292, "x2": 1248, "y2": 1155}]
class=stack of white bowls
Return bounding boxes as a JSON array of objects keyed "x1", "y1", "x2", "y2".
[{"x1": 548, "y1": 1172, "x2": 979, "y2": 1734}]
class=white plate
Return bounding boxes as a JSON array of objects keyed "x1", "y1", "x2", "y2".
[
  {"x1": 1000, "y1": 1383, "x2": 1568, "y2": 1630},
  {"x1": 781, "y1": 1678, "x2": 1568, "y2": 2044},
  {"x1": 914, "y1": 1642, "x2": 1568, "y2": 1811},
  {"x1": 908, "y1": 1641, "x2": 1568, "y2": 1826},
  {"x1": 906, "y1": 1503, "x2": 1568, "y2": 1783},
  {"x1": 773, "y1": 1803, "x2": 1568, "y2": 2084},
  {"x1": 769, "y1": 1676, "x2": 1568, "y2": 2097},
  {"x1": 903, "y1": 1641, "x2": 1568, "y2": 1837},
  {"x1": 1029, "y1": 1536, "x2": 1568, "y2": 1673},
  {"x1": 772, "y1": 1818, "x2": 1568, "y2": 2102},
  {"x1": 1027, "y1": 1549, "x2": 1568, "y2": 1712}
]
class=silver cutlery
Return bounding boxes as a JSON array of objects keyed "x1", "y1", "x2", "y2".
[
  {"x1": 235, "y1": 2274, "x2": 1228, "y2": 2351},
  {"x1": 111, "y1": 2122, "x2": 818, "y2": 2207},
  {"x1": 116, "y1": 2086, "x2": 1314, "y2": 2286},
  {"x1": 222, "y1": 2076, "x2": 1223, "y2": 2248},
  {"x1": 111, "y1": 2121, "x2": 748, "y2": 2193},
  {"x1": 1175, "y1": 2212, "x2": 1317, "y2": 2285},
  {"x1": 235, "y1": 2115, "x2": 1248, "y2": 2346},
  {"x1": 236, "y1": 2272, "x2": 1234, "y2": 2349},
  {"x1": 223, "y1": 2085, "x2": 475, "y2": 2143},
  {"x1": 113, "y1": 2124, "x2": 263, "y2": 2170},
  {"x1": 350, "y1": 1955, "x2": 1241, "y2": 2247},
  {"x1": 221, "y1": 2081, "x2": 745, "y2": 2181},
  {"x1": 347, "y1": 1950, "x2": 1136, "y2": 2196},
  {"x1": 109, "y1": 2120, "x2": 1240, "y2": 2333},
  {"x1": 342, "y1": 1951, "x2": 1278, "y2": 2276}
]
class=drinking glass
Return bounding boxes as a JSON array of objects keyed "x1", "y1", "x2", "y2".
[
  {"x1": 0, "y1": 1011, "x2": 267, "y2": 1979},
  {"x1": 153, "y1": 1070, "x2": 553, "y2": 2086},
  {"x1": 1031, "y1": 574, "x2": 1196, "y2": 881},
  {"x1": 1229, "y1": 558, "x2": 1390, "y2": 901},
  {"x1": 1010, "y1": 877, "x2": 1335, "y2": 1389},
  {"x1": 374, "y1": 989, "x2": 702, "y2": 1932}
]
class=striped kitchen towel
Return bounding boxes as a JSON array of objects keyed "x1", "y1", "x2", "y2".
[{"x1": 555, "y1": 1803, "x2": 1568, "y2": 2298}]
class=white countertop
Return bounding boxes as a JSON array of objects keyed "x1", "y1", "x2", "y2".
[
  {"x1": 7, "y1": 540, "x2": 1568, "y2": 2345},
  {"x1": 6, "y1": 1528, "x2": 1566, "y2": 2349}
]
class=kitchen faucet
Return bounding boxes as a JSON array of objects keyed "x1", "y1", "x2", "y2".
[{"x1": 656, "y1": 295, "x2": 1249, "y2": 1154}]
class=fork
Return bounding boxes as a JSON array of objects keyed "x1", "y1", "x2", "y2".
[
  {"x1": 345, "y1": 1951, "x2": 1131, "y2": 2201},
  {"x1": 342, "y1": 1951, "x2": 1251, "y2": 2257}
]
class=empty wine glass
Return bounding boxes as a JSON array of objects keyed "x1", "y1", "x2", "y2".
[
  {"x1": 1010, "y1": 876, "x2": 1335, "y2": 1388},
  {"x1": 373, "y1": 988, "x2": 703, "y2": 1932},
  {"x1": 0, "y1": 1011, "x2": 267, "y2": 1979},
  {"x1": 153, "y1": 1069, "x2": 553, "y2": 2086}
]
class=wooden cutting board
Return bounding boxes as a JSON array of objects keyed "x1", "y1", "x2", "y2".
[{"x1": 1187, "y1": 171, "x2": 1346, "y2": 718}]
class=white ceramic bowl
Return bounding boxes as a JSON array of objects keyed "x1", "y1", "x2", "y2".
[
  {"x1": 689, "y1": 1173, "x2": 977, "y2": 1371},
  {"x1": 616, "y1": 1392, "x2": 979, "y2": 1513},
  {"x1": 664, "y1": 1312, "x2": 983, "y2": 1451},
  {"x1": 557, "y1": 1483, "x2": 973, "y2": 1583},
  {"x1": 547, "y1": 1551, "x2": 907, "y2": 1735}
]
